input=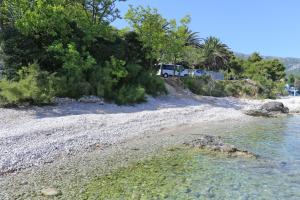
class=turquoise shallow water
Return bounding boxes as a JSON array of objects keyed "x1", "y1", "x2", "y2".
[{"x1": 85, "y1": 116, "x2": 300, "y2": 200}]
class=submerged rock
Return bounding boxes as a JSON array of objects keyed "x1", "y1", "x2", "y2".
[
  {"x1": 243, "y1": 109, "x2": 273, "y2": 117},
  {"x1": 184, "y1": 135, "x2": 257, "y2": 158},
  {"x1": 244, "y1": 101, "x2": 289, "y2": 117}
]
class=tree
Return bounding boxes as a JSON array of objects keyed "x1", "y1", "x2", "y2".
[
  {"x1": 184, "y1": 28, "x2": 202, "y2": 48},
  {"x1": 125, "y1": 6, "x2": 167, "y2": 69},
  {"x1": 248, "y1": 52, "x2": 263, "y2": 63},
  {"x1": 162, "y1": 16, "x2": 190, "y2": 76},
  {"x1": 82, "y1": 0, "x2": 126, "y2": 24},
  {"x1": 182, "y1": 46, "x2": 204, "y2": 68},
  {"x1": 263, "y1": 59, "x2": 286, "y2": 82},
  {"x1": 0, "y1": 0, "x2": 126, "y2": 73},
  {"x1": 226, "y1": 55, "x2": 245, "y2": 80},
  {"x1": 200, "y1": 36, "x2": 232, "y2": 71},
  {"x1": 244, "y1": 59, "x2": 286, "y2": 82},
  {"x1": 0, "y1": 1, "x2": 169, "y2": 105},
  {"x1": 288, "y1": 74, "x2": 295, "y2": 85}
]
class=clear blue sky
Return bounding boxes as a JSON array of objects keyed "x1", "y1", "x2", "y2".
[{"x1": 113, "y1": 0, "x2": 300, "y2": 58}]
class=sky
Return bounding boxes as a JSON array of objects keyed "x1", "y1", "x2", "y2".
[{"x1": 113, "y1": 0, "x2": 300, "y2": 58}]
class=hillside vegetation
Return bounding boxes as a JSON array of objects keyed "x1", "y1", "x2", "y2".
[
  {"x1": 0, "y1": 1, "x2": 288, "y2": 106},
  {"x1": 236, "y1": 53, "x2": 300, "y2": 76}
]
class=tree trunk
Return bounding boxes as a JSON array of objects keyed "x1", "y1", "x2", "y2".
[
  {"x1": 173, "y1": 57, "x2": 177, "y2": 77},
  {"x1": 150, "y1": 58, "x2": 153, "y2": 71}
]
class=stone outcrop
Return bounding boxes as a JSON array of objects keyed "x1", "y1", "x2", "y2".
[
  {"x1": 184, "y1": 135, "x2": 257, "y2": 158},
  {"x1": 244, "y1": 101, "x2": 289, "y2": 117},
  {"x1": 261, "y1": 102, "x2": 289, "y2": 113}
]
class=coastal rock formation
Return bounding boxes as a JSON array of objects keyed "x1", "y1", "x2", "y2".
[
  {"x1": 261, "y1": 102, "x2": 289, "y2": 113},
  {"x1": 184, "y1": 135, "x2": 257, "y2": 158},
  {"x1": 244, "y1": 101, "x2": 289, "y2": 117},
  {"x1": 244, "y1": 109, "x2": 273, "y2": 117}
]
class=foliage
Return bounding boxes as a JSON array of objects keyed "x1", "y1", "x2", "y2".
[
  {"x1": 125, "y1": 6, "x2": 193, "y2": 70},
  {"x1": 245, "y1": 59, "x2": 286, "y2": 82},
  {"x1": 183, "y1": 76, "x2": 226, "y2": 97},
  {"x1": 184, "y1": 28, "x2": 202, "y2": 48},
  {"x1": 183, "y1": 76, "x2": 286, "y2": 99},
  {"x1": 182, "y1": 46, "x2": 204, "y2": 67},
  {"x1": 161, "y1": 16, "x2": 191, "y2": 70},
  {"x1": 200, "y1": 37, "x2": 232, "y2": 71},
  {"x1": 222, "y1": 52, "x2": 286, "y2": 98},
  {"x1": 88, "y1": 58, "x2": 166, "y2": 105},
  {"x1": 0, "y1": 64, "x2": 54, "y2": 106},
  {"x1": 114, "y1": 85, "x2": 145, "y2": 105},
  {"x1": 125, "y1": 6, "x2": 167, "y2": 68},
  {"x1": 0, "y1": 1, "x2": 169, "y2": 105},
  {"x1": 226, "y1": 56, "x2": 244, "y2": 80},
  {"x1": 287, "y1": 74, "x2": 295, "y2": 85},
  {"x1": 247, "y1": 52, "x2": 263, "y2": 63},
  {"x1": 0, "y1": 1, "x2": 289, "y2": 106}
]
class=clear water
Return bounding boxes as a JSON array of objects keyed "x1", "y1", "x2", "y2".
[{"x1": 84, "y1": 116, "x2": 300, "y2": 200}]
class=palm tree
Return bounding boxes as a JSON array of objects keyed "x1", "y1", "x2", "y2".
[
  {"x1": 162, "y1": 25, "x2": 202, "y2": 48},
  {"x1": 184, "y1": 28, "x2": 202, "y2": 48},
  {"x1": 200, "y1": 36, "x2": 232, "y2": 71}
]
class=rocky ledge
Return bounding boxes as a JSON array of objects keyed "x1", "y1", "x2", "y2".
[
  {"x1": 184, "y1": 135, "x2": 257, "y2": 158},
  {"x1": 244, "y1": 101, "x2": 289, "y2": 117}
]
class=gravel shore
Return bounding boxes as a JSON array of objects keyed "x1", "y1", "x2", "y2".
[
  {"x1": 0, "y1": 95, "x2": 247, "y2": 174},
  {"x1": 0, "y1": 88, "x2": 299, "y2": 198},
  {"x1": 1, "y1": 94, "x2": 299, "y2": 174}
]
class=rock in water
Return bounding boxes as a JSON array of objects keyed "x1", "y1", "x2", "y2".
[
  {"x1": 244, "y1": 101, "x2": 289, "y2": 117},
  {"x1": 41, "y1": 188, "x2": 61, "y2": 196},
  {"x1": 243, "y1": 109, "x2": 272, "y2": 117},
  {"x1": 184, "y1": 135, "x2": 257, "y2": 158}
]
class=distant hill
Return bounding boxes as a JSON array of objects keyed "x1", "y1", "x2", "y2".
[{"x1": 235, "y1": 53, "x2": 300, "y2": 76}]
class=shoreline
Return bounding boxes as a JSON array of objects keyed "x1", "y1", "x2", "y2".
[
  {"x1": 0, "y1": 119, "x2": 257, "y2": 199},
  {"x1": 0, "y1": 93, "x2": 300, "y2": 198}
]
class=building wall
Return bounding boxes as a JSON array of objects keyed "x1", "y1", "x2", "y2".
[{"x1": 205, "y1": 71, "x2": 224, "y2": 80}]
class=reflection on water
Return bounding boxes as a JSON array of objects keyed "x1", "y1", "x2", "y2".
[{"x1": 84, "y1": 116, "x2": 300, "y2": 200}]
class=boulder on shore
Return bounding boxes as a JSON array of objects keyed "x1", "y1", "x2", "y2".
[
  {"x1": 244, "y1": 101, "x2": 289, "y2": 117},
  {"x1": 184, "y1": 135, "x2": 257, "y2": 158},
  {"x1": 260, "y1": 102, "x2": 289, "y2": 113}
]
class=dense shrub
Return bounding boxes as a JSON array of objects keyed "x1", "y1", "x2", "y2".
[
  {"x1": 115, "y1": 85, "x2": 146, "y2": 105},
  {"x1": 0, "y1": 64, "x2": 54, "y2": 106},
  {"x1": 0, "y1": 1, "x2": 168, "y2": 106},
  {"x1": 87, "y1": 58, "x2": 166, "y2": 104},
  {"x1": 183, "y1": 76, "x2": 226, "y2": 97},
  {"x1": 182, "y1": 76, "x2": 285, "y2": 99}
]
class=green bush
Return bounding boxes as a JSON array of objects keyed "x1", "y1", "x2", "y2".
[
  {"x1": 115, "y1": 85, "x2": 146, "y2": 105},
  {"x1": 182, "y1": 76, "x2": 226, "y2": 97},
  {"x1": 137, "y1": 72, "x2": 167, "y2": 97},
  {"x1": 182, "y1": 76, "x2": 285, "y2": 99},
  {"x1": 88, "y1": 58, "x2": 166, "y2": 105},
  {"x1": 0, "y1": 64, "x2": 54, "y2": 106},
  {"x1": 182, "y1": 75, "x2": 210, "y2": 95},
  {"x1": 224, "y1": 82, "x2": 241, "y2": 97}
]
